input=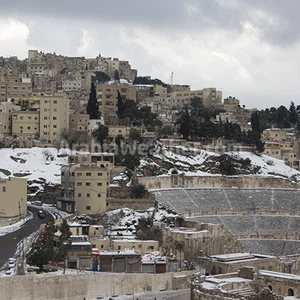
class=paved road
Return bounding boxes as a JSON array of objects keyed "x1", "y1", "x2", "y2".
[{"x1": 0, "y1": 206, "x2": 53, "y2": 268}]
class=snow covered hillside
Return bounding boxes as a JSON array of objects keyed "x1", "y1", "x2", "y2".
[
  {"x1": 0, "y1": 147, "x2": 69, "y2": 194},
  {"x1": 136, "y1": 143, "x2": 300, "y2": 181}
]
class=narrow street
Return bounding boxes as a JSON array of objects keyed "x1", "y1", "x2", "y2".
[{"x1": 0, "y1": 206, "x2": 53, "y2": 268}]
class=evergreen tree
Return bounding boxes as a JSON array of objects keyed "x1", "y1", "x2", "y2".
[
  {"x1": 92, "y1": 124, "x2": 109, "y2": 149},
  {"x1": 114, "y1": 70, "x2": 120, "y2": 81},
  {"x1": 117, "y1": 91, "x2": 125, "y2": 119},
  {"x1": 176, "y1": 106, "x2": 191, "y2": 140},
  {"x1": 289, "y1": 101, "x2": 298, "y2": 125},
  {"x1": 87, "y1": 81, "x2": 100, "y2": 119},
  {"x1": 27, "y1": 247, "x2": 50, "y2": 272}
]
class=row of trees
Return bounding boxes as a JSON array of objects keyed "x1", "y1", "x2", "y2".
[{"x1": 27, "y1": 219, "x2": 71, "y2": 272}]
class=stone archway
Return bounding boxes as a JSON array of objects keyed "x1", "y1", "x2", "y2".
[{"x1": 288, "y1": 288, "x2": 294, "y2": 296}]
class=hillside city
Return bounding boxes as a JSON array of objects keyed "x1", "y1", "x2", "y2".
[{"x1": 1, "y1": 50, "x2": 300, "y2": 299}]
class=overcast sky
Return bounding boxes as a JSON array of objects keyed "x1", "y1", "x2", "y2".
[{"x1": 0, "y1": 0, "x2": 299, "y2": 109}]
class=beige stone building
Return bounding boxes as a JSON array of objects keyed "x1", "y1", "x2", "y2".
[
  {"x1": 262, "y1": 128, "x2": 300, "y2": 169},
  {"x1": 150, "y1": 87, "x2": 222, "y2": 109},
  {"x1": 39, "y1": 92, "x2": 69, "y2": 142},
  {"x1": 0, "y1": 101, "x2": 21, "y2": 138},
  {"x1": 108, "y1": 125, "x2": 127, "y2": 142},
  {"x1": 0, "y1": 177, "x2": 27, "y2": 219},
  {"x1": 59, "y1": 162, "x2": 110, "y2": 215},
  {"x1": 112, "y1": 239, "x2": 159, "y2": 255},
  {"x1": 69, "y1": 112, "x2": 89, "y2": 132},
  {"x1": 96, "y1": 84, "x2": 136, "y2": 122},
  {"x1": 11, "y1": 111, "x2": 39, "y2": 139},
  {"x1": 0, "y1": 76, "x2": 32, "y2": 102}
]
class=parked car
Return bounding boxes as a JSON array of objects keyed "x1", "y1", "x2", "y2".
[{"x1": 38, "y1": 210, "x2": 45, "y2": 218}]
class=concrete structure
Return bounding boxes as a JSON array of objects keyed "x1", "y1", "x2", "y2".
[
  {"x1": 0, "y1": 76, "x2": 32, "y2": 102},
  {"x1": 262, "y1": 128, "x2": 300, "y2": 169},
  {"x1": 0, "y1": 177, "x2": 27, "y2": 219},
  {"x1": 0, "y1": 270, "x2": 194, "y2": 299},
  {"x1": 137, "y1": 174, "x2": 298, "y2": 190},
  {"x1": 11, "y1": 111, "x2": 39, "y2": 139},
  {"x1": 96, "y1": 83, "x2": 136, "y2": 122},
  {"x1": 112, "y1": 239, "x2": 159, "y2": 254},
  {"x1": 0, "y1": 100, "x2": 21, "y2": 138},
  {"x1": 69, "y1": 112, "x2": 89, "y2": 132},
  {"x1": 162, "y1": 224, "x2": 243, "y2": 262},
  {"x1": 59, "y1": 163, "x2": 110, "y2": 215},
  {"x1": 39, "y1": 93, "x2": 69, "y2": 142}
]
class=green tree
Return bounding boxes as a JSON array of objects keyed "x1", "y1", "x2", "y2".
[
  {"x1": 131, "y1": 184, "x2": 146, "y2": 198},
  {"x1": 27, "y1": 247, "x2": 50, "y2": 272},
  {"x1": 176, "y1": 106, "x2": 191, "y2": 140},
  {"x1": 160, "y1": 125, "x2": 173, "y2": 137},
  {"x1": 117, "y1": 91, "x2": 125, "y2": 119},
  {"x1": 94, "y1": 71, "x2": 110, "y2": 83},
  {"x1": 92, "y1": 124, "x2": 109, "y2": 148},
  {"x1": 114, "y1": 70, "x2": 120, "y2": 81},
  {"x1": 87, "y1": 81, "x2": 100, "y2": 119},
  {"x1": 53, "y1": 219, "x2": 72, "y2": 273},
  {"x1": 129, "y1": 128, "x2": 142, "y2": 143},
  {"x1": 289, "y1": 101, "x2": 298, "y2": 125}
]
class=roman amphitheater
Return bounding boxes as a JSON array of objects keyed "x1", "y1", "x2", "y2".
[{"x1": 154, "y1": 187, "x2": 300, "y2": 257}]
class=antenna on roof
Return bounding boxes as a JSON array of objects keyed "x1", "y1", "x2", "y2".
[{"x1": 171, "y1": 72, "x2": 173, "y2": 85}]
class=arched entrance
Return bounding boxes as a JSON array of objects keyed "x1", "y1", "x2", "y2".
[{"x1": 288, "y1": 288, "x2": 294, "y2": 296}]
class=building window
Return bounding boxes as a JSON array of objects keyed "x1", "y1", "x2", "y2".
[
  {"x1": 97, "y1": 182, "x2": 102, "y2": 186},
  {"x1": 86, "y1": 172, "x2": 91, "y2": 176},
  {"x1": 53, "y1": 100, "x2": 57, "y2": 104},
  {"x1": 86, "y1": 206, "x2": 91, "y2": 210},
  {"x1": 78, "y1": 193, "x2": 81, "y2": 197},
  {"x1": 53, "y1": 117, "x2": 57, "y2": 120},
  {"x1": 98, "y1": 172, "x2": 102, "y2": 176},
  {"x1": 86, "y1": 182, "x2": 91, "y2": 186},
  {"x1": 77, "y1": 182, "x2": 82, "y2": 186},
  {"x1": 98, "y1": 194, "x2": 101, "y2": 197},
  {"x1": 87, "y1": 193, "x2": 90, "y2": 197},
  {"x1": 2, "y1": 187, "x2": 6, "y2": 192},
  {"x1": 77, "y1": 172, "x2": 82, "y2": 176}
]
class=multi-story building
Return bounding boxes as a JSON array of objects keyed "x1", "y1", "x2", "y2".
[
  {"x1": 149, "y1": 86, "x2": 222, "y2": 110},
  {"x1": 11, "y1": 111, "x2": 39, "y2": 139},
  {"x1": 0, "y1": 76, "x2": 32, "y2": 102},
  {"x1": 262, "y1": 128, "x2": 300, "y2": 169},
  {"x1": 96, "y1": 84, "x2": 136, "y2": 122},
  {"x1": 0, "y1": 177, "x2": 27, "y2": 219},
  {"x1": 0, "y1": 100, "x2": 21, "y2": 138},
  {"x1": 62, "y1": 77, "x2": 82, "y2": 91},
  {"x1": 39, "y1": 92, "x2": 69, "y2": 142},
  {"x1": 58, "y1": 162, "x2": 110, "y2": 215},
  {"x1": 69, "y1": 112, "x2": 89, "y2": 132}
]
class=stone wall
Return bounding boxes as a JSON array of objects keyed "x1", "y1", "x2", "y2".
[
  {"x1": 107, "y1": 198, "x2": 155, "y2": 211},
  {"x1": 0, "y1": 271, "x2": 194, "y2": 300},
  {"x1": 162, "y1": 223, "x2": 244, "y2": 262},
  {"x1": 135, "y1": 175, "x2": 298, "y2": 190}
]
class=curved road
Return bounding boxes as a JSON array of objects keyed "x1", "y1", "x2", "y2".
[{"x1": 0, "y1": 206, "x2": 53, "y2": 268}]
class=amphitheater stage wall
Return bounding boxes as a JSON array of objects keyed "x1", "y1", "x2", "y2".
[
  {"x1": 0, "y1": 271, "x2": 194, "y2": 300},
  {"x1": 135, "y1": 175, "x2": 298, "y2": 190}
]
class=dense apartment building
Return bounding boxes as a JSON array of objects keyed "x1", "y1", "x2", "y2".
[
  {"x1": 96, "y1": 83, "x2": 136, "y2": 123},
  {"x1": 0, "y1": 100, "x2": 21, "y2": 137},
  {"x1": 39, "y1": 93, "x2": 69, "y2": 142},
  {"x1": 262, "y1": 128, "x2": 300, "y2": 169},
  {"x1": 0, "y1": 76, "x2": 32, "y2": 102},
  {"x1": 12, "y1": 111, "x2": 39, "y2": 139},
  {"x1": 69, "y1": 112, "x2": 89, "y2": 132},
  {"x1": 143, "y1": 86, "x2": 222, "y2": 110},
  {"x1": 0, "y1": 177, "x2": 27, "y2": 219},
  {"x1": 59, "y1": 163, "x2": 110, "y2": 215}
]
